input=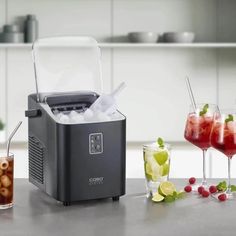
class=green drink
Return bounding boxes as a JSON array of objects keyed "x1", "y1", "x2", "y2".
[{"x1": 143, "y1": 139, "x2": 171, "y2": 197}]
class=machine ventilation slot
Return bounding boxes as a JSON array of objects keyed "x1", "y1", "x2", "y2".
[{"x1": 29, "y1": 136, "x2": 44, "y2": 184}]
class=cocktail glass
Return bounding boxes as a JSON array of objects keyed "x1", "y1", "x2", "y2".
[
  {"x1": 143, "y1": 143, "x2": 171, "y2": 197},
  {"x1": 0, "y1": 153, "x2": 14, "y2": 209},
  {"x1": 210, "y1": 110, "x2": 236, "y2": 199},
  {"x1": 184, "y1": 103, "x2": 219, "y2": 187}
]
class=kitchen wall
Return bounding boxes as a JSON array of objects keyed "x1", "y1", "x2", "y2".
[{"x1": 0, "y1": 0, "x2": 236, "y2": 178}]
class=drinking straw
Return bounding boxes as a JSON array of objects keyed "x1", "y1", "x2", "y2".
[
  {"x1": 185, "y1": 76, "x2": 197, "y2": 111},
  {"x1": 7, "y1": 121, "x2": 22, "y2": 157}
]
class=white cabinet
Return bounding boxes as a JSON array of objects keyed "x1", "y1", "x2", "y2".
[
  {"x1": 7, "y1": 49, "x2": 35, "y2": 141},
  {"x1": 218, "y1": 49, "x2": 236, "y2": 108},
  {"x1": 113, "y1": 0, "x2": 217, "y2": 42},
  {"x1": 0, "y1": 0, "x2": 236, "y2": 143},
  {"x1": 0, "y1": 49, "x2": 6, "y2": 142},
  {"x1": 7, "y1": 0, "x2": 111, "y2": 41},
  {"x1": 0, "y1": 0, "x2": 6, "y2": 142},
  {"x1": 114, "y1": 48, "x2": 217, "y2": 141}
]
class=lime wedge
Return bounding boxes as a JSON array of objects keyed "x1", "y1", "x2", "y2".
[
  {"x1": 158, "y1": 181, "x2": 176, "y2": 196},
  {"x1": 161, "y1": 163, "x2": 170, "y2": 176},
  {"x1": 153, "y1": 151, "x2": 168, "y2": 166},
  {"x1": 152, "y1": 193, "x2": 164, "y2": 202},
  {"x1": 145, "y1": 162, "x2": 153, "y2": 176}
]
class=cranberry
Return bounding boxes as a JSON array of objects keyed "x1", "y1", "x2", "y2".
[
  {"x1": 218, "y1": 194, "x2": 227, "y2": 202},
  {"x1": 202, "y1": 190, "x2": 210, "y2": 198},
  {"x1": 189, "y1": 177, "x2": 196, "y2": 185},
  {"x1": 184, "y1": 185, "x2": 192, "y2": 193},
  {"x1": 198, "y1": 186, "x2": 205, "y2": 194},
  {"x1": 209, "y1": 185, "x2": 217, "y2": 194}
]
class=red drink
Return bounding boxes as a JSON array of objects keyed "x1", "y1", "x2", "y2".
[
  {"x1": 210, "y1": 121, "x2": 236, "y2": 157},
  {"x1": 184, "y1": 113, "x2": 214, "y2": 150},
  {"x1": 0, "y1": 155, "x2": 14, "y2": 208}
]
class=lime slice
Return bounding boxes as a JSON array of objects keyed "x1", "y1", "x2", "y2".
[
  {"x1": 153, "y1": 151, "x2": 168, "y2": 166},
  {"x1": 152, "y1": 193, "x2": 164, "y2": 202},
  {"x1": 145, "y1": 162, "x2": 153, "y2": 176},
  {"x1": 161, "y1": 163, "x2": 170, "y2": 176},
  {"x1": 158, "y1": 181, "x2": 176, "y2": 196},
  {"x1": 145, "y1": 173, "x2": 152, "y2": 181}
]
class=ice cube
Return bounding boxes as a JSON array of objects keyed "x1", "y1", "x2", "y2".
[
  {"x1": 109, "y1": 111, "x2": 121, "y2": 120},
  {"x1": 96, "y1": 112, "x2": 111, "y2": 122},
  {"x1": 69, "y1": 110, "x2": 78, "y2": 118},
  {"x1": 59, "y1": 114, "x2": 70, "y2": 123},
  {"x1": 204, "y1": 111, "x2": 213, "y2": 117},
  {"x1": 76, "y1": 114, "x2": 85, "y2": 122},
  {"x1": 227, "y1": 121, "x2": 236, "y2": 133},
  {"x1": 55, "y1": 112, "x2": 63, "y2": 120},
  {"x1": 53, "y1": 109, "x2": 60, "y2": 115},
  {"x1": 84, "y1": 108, "x2": 94, "y2": 121},
  {"x1": 70, "y1": 113, "x2": 85, "y2": 123}
]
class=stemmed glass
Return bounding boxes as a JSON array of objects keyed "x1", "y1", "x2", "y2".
[
  {"x1": 210, "y1": 110, "x2": 236, "y2": 199},
  {"x1": 184, "y1": 103, "x2": 219, "y2": 187}
]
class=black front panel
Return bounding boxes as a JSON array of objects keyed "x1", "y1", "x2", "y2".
[{"x1": 57, "y1": 120, "x2": 126, "y2": 202}]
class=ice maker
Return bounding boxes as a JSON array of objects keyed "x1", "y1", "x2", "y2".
[{"x1": 25, "y1": 37, "x2": 126, "y2": 205}]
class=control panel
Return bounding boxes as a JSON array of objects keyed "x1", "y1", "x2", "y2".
[{"x1": 89, "y1": 133, "x2": 103, "y2": 155}]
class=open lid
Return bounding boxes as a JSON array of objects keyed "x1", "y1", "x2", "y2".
[{"x1": 32, "y1": 36, "x2": 102, "y2": 102}]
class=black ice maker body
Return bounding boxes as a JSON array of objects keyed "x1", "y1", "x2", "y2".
[{"x1": 25, "y1": 37, "x2": 126, "y2": 205}]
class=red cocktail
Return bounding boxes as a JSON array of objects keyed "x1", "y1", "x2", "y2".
[
  {"x1": 184, "y1": 104, "x2": 218, "y2": 187},
  {"x1": 211, "y1": 122, "x2": 236, "y2": 157},
  {"x1": 210, "y1": 111, "x2": 236, "y2": 198},
  {"x1": 184, "y1": 113, "x2": 213, "y2": 149}
]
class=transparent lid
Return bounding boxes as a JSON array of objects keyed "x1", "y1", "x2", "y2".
[{"x1": 32, "y1": 36, "x2": 102, "y2": 102}]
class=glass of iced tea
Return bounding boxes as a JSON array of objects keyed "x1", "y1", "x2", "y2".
[
  {"x1": 0, "y1": 153, "x2": 14, "y2": 209},
  {"x1": 184, "y1": 103, "x2": 219, "y2": 187},
  {"x1": 210, "y1": 110, "x2": 236, "y2": 199}
]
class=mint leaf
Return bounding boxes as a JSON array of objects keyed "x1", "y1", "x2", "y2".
[
  {"x1": 164, "y1": 195, "x2": 175, "y2": 203},
  {"x1": 157, "y1": 137, "x2": 164, "y2": 149},
  {"x1": 172, "y1": 191, "x2": 178, "y2": 199},
  {"x1": 217, "y1": 181, "x2": 227, "y2": 192},
  {"x1": 176, "y1": 191, "x2": 185, "y2": 199},
  {"x1": 225, "y1": 114, "x2": 234, "y2": 124},
  {"x1": 199, "y1": 104, "x2": 209, "y2": 116},
  {"x1": 230, "y1": 185, "x2": 236, "y2": 192}
]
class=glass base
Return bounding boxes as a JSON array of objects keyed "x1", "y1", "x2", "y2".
[
  {"x1": 145, "y1": 179, "x2": 166, "y2": 198},
  {"x1": 0, "y1": 203, "x2": 13, "y2": 210},
  {"x1": 226, "y1": 190, "x2": 236, "y2": 200},
  {"x1": 211, "y1": 191, "x2": 235, "y2": 200},
  {"x1": 191, "y1": 182, "x2": 209, "y2": 193}
]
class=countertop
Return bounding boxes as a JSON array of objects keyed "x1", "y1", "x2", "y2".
[{"x1": 0, "y1": 179, "x2": 235, "y2": 236}]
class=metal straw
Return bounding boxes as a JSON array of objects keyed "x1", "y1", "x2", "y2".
[
  {"x1": 7, "y1": 121, "x2": 22, "y2": 157},
  {"x1": 185, "y1": 76, "x2": 197, "y2": 110}
]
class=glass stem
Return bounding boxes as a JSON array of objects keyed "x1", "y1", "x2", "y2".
[
  {"x1": 202, "y1": 149, "x2": 207, "y2": 186},
  {"x1": 227, "y1": 156, "x2": 232, "y2": 194}
]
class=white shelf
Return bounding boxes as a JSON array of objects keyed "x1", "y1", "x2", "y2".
[
  {"x1": 1, "y1": 43, "x2": 236, "y2": 49},
  {"x1": 99, "y1": 43, "x2": 236, "y2": 48},
  {"x1": 0, "y1": 43, "x2": 32, "y2": 48}
]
